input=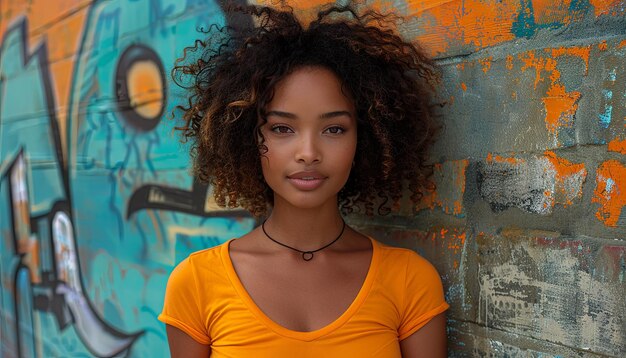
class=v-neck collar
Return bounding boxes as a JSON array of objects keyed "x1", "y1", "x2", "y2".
[{"x1": 221, "y1": 237, "x2": 380, "y2": 342}]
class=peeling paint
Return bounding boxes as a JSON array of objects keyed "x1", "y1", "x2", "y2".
[
  {"x1": 478, "y1": 56, "x2": 492, "y2": 73},
  {"x1": 589, "y1": 0, "x2": 625, "y2": 17},
  {"x1": 549, "y1": 46, "x2": 591, "y2": 74},
  {"x1": 478, "y1": 232, "x2": 626, "y2": 356},
  {"x1": 544, "y1": 151, "x2": 587, "y2": 207},
  {"x1": 608, "y1": 138, "x2": 626, "y2": 154},
  {"x1": 519, "y1": 49, "x2": 585, "y2": 135},
  {"x1": 505, "y1": 54, "x2": 514, "y2": 70},
  {"x1": 593, "y1": 160, "x2": 626, "y2": 227},
  {"x1": 519, "y1": 50, "x2": 555, "y2": 89},
  {"x1": 480, "y1": 153, "x2": 586, "y2": 214},
  {"x1": 600, "y1": 246, "x2": 626, "y2": 283},
  {"x1": 417, "y1": 159, "x2": 468, "y2": 216},
  {"x1": 542, "y1": 83, "x2": 581, "y2": 134},
  {"x1": 479, "y1": 155, "x2": 554, "y2": 214},
  {"x1": 486, "y1": 153, "x2": 522, "y2": 165},
  {"x1": 599, "y1": 40, "x2": 609, "y2": 51},
  {"x1": 409, "y1": 0, "x2": 519, "y2": 55},
  {"x1": 531, "y1": 0, "x2": 575, "y2": 24}
]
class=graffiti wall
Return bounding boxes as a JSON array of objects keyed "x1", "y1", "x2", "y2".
[
  {"x1": 1, "y1": 0, "x2": 625, "y2": 357},
  {"x1": 0, "y1": 1, "x2": 256, "y2": 356}
]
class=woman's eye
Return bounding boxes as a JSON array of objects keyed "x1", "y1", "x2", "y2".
[
  {"x1": 271, "y1": 125, "x2": 293, "y2": 134},
  {"x1": 324, "y1": 126, "x2": 345, "y2": 134}
]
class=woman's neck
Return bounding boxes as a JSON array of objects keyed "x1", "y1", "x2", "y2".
[{"x1": 263, "y1": 198, "x2": 345, "y2": 250}]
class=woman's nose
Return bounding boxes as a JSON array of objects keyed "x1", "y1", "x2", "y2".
[{"x1": 295, "y1": 134, "x2": 321, "y2": 164}]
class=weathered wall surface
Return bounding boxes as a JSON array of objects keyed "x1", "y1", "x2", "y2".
[
  {"x1": 350, "y1": 0, "x2": 626, "y2": 356},
  {"x1": 0, "y1": 0, "x2": 624, "y2": 357}
]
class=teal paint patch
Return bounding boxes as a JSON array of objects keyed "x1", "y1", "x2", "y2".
[
  {"x1": 599, "y1": 105, "x2": 613, "y2": 128},
  {"x1": 606, "y1": 178, "x2": 616, "y2": 193},
  {"x1": 512, "y1": 0, "x2": 575, "y2": 39},
  {"x1": 511, "y1": 0, "x2": 537, "y2": 39},
  {"x1": 609, "y1": 68, "x2": 617, "y2": 81},
  {"x1": 569, "y1": 0, "x2": 592, "y2": 13}
]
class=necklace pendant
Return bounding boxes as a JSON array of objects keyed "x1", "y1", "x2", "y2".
[{"x1": 261, "y1": 219, "x2": 345, "y2": 262}]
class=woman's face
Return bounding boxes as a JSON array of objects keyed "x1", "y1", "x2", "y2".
[{"x1": 260, "y1": 66, "x2": 357, "y2": 211}]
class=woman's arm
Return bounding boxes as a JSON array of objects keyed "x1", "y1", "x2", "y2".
[
  {"x1": 399, "y1": 313, "x2": 447, "y2": 358},
  {"x1": 166, "y1": 325, "x2": 211, "y2": 357}
]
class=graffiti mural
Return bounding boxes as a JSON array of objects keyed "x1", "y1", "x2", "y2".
[{"x1": 0, "y1": 0, "x2": 254, "y2": 356}]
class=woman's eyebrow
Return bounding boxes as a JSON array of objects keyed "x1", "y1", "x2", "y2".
[
  {"x1": 319, "y1": 111, "x2": 353, "y2": 119},
  {"x1": 266, "y1": 110, "x2": 297, "y2": 119}
]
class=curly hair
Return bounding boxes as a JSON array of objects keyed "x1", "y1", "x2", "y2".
[{"x1": 173, "y1": 3, "x2": 440, "y2": 217}]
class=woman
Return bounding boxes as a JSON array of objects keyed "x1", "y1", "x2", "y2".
[{"x1": 159, "y1": 4, "x2": 448, "y2": 357}]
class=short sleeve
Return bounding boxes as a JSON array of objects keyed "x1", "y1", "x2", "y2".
[
  {"x1": 397, "y1": 251, "x2": 449, "y2": 340},
  {"x1": 158, "y1": 257, "x2": 211, "y2": 345}
]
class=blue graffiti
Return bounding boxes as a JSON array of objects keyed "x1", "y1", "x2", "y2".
[{"x1": 0, "y1": 0, "x2": 255, "y2": 356}]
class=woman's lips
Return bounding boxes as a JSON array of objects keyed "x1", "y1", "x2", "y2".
[{"x1": 287, "y1": 172, "x2": 327, "y2": 191}]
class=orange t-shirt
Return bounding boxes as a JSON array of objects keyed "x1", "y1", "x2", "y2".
[{"x1": 158, "y1": 237, "x2": 449, "y2": 357}]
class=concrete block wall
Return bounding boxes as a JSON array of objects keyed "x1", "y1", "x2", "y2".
[
  {"x1": 350, "y1": 0, "x2": 626, "y2": 356},
  {"x1": 1, "y1": 0, "x2": 624, "y2": 356}
]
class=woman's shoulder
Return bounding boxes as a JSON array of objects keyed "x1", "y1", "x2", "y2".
[
  {"x1": 173, "y1": 240, "x2": 231, "y2": 275},
  {"x1": 188, "y1": 241, "x2": 227, "y2": 259},
  {"x1": 370, "y1": 238, "x2": 446, "y2": 309},
  {"x1": 371, "y1": 238, "x2": 440, "y2": 276},
  {"x1": 373, "y1": 238, "x2": 425, "y2": 260}
]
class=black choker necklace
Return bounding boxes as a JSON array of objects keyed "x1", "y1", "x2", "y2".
[{"x1": 261, "y1": 219, "x2": 346, "y2": 261}]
